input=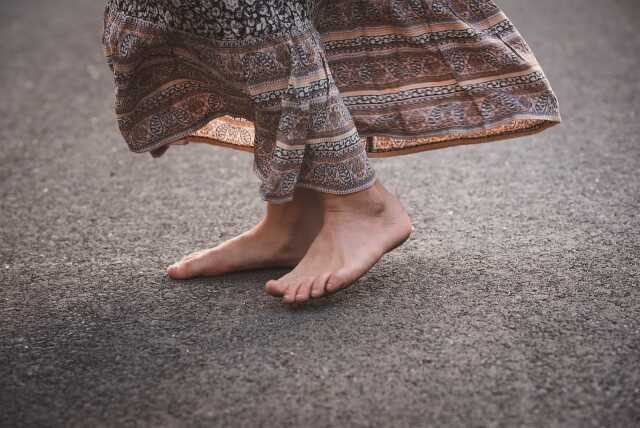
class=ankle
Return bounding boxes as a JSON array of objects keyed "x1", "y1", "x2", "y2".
[
  {"x1": 322, "y1": 183, "x2": 388, "y2": 217},
  {"x1": 264, "y1": 202, "x2": 303, "y2": 228},
  {"x1": 257, "y1": 207, "x2": 319, "y2": 247},
  {"x1": 265, "y1": 189, "x2": 325, "y2": 225}
]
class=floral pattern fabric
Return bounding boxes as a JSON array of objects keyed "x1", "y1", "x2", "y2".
[
  {"x1": 107, "y1": 0, "x2": 311, "y2": 40},
  {"x1": 102, "y1": 0, "x2": 561, "y2": 202}
]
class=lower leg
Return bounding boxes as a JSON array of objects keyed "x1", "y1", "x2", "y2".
[
  {"x1": 167, "y1": 188, "x2": 323, "y2": 279},
  {"x1": 265, "y1": 180, "x2": 412, "y2": 303}
]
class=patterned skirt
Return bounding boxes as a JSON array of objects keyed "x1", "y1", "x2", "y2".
[{"x1": 102, "y1": 0, "x2": 561, "y2": 202}]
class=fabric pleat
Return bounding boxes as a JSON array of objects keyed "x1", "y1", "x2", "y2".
[{"x1": 102, "y1": 0, "x2": 560, "y2": 201}]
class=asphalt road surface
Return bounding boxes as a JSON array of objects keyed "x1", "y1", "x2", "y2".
[{"x1": 1, "y1": 1, "x2": 639, "y2": 427}]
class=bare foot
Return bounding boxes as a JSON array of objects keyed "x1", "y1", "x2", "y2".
[
  {"x1": 167, "y1": 189, "x2": 323, "y2": 279},
  {"x1": 265, "y1": 181, "x2": 412, "y2": 304}
]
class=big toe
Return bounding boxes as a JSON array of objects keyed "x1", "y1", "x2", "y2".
[
  {"x1": 167, "y1": 260, "x2": 195, "y2": 279},
  {"x1": 325, "y1": 270, "x2": 352, "y2": 294},
  {"x1": 265, "y1": 279, "x2": 287, "y2": 297}
]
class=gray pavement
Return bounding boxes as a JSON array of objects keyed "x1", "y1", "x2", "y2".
[{"x1": 1, "y1": 1, "x2": 639, "y2": 427}]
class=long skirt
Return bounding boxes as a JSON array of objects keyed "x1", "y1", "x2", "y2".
[{"x1": 102, "y1": 0, "x2": 561, "y2": 202}]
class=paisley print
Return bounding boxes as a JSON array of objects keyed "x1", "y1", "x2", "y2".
[
  {"x1": 107, "y1": 0, "x2": 311, "y2": 40},
  {"x1": 102, "y1": 0, "x2": 561, "y2": 202}
]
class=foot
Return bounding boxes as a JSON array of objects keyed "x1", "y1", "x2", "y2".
[
  {"x1": 265, "y1": 181, "x2": 412, "y2": 304},
  {"x1": 167, "y1": 189, "x2": 323, "y2": 279}
]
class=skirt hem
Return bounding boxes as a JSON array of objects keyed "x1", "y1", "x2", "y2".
[
  {"x1": 174, "y1": 115, "x2": 561, "y2": 159},
  {"x1": 262, "y1": 176, "x2": 378, "y2": 204}
]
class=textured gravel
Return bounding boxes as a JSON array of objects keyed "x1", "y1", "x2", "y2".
[{"x1": 1, "y1": 0, "x2": 639, "y2": 427}]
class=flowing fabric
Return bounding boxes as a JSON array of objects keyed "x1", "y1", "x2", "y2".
[{"x1": 102, "y1": 0, "x2": 560, "y2": 202}]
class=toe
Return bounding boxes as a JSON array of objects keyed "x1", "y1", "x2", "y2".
[
  {"x1": 282, "y1": 282, "x2": 301, "y2": 304},
  {"x1": 167, "y1": 260, "x2": 193, "y2": 279},
  {"x1": 311, "y1": 273, "x2": 331, "y2": 298},
  {"x1": 295, "y1": 279, "x2": 313, "y2": 304},
  {"x1": 325, "y1": 270, "x2": 351, "y2": 294},
  {"x1": 180, "y1": 250, "x2": 203, "y2": 263},
  {"x1": 265, "y1": 280, "x2": 287, "y2": 297},
  {"x1": 167, "y1": 264, "x2": 177, "y2": 277}
]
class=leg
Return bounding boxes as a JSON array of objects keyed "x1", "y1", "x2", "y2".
[
  {"x1": 265, "y1": 180, "x2": 412, "y2": 304},
  {"x1": 167, "y1": 188, "x2": 323, "y2": 279}
]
